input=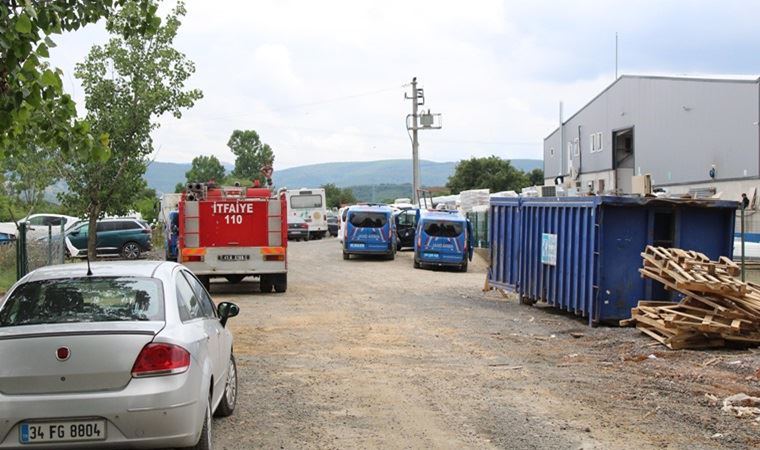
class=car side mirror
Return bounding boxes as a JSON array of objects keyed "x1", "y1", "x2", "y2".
[
  {"x1": 218, "y1": 301, "x2": 240, "y2": 327},
  {"x1": 69, "y1": 230, "x2": 80, "y2": 236}
]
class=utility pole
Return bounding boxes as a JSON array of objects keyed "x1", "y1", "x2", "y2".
[{"x1": 405, "y1": 77, "x2": 441, "y2": 205}]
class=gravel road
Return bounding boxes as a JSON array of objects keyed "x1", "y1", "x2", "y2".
[{"x1": 206, "y1": 238, "x2": 760, "y2": 450}]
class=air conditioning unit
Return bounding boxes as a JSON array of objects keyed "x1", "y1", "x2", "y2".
[{"x1": 538, "y1": 185, "x2": 556, "y2": 197}]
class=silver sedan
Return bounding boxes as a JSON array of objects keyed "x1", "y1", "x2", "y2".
[{"x1": 0, "y1": 261, "x2": 239, "y2": 449}]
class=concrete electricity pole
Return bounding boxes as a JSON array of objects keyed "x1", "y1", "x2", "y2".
[{"x1": 405, "y1": 77, "x2": 441, "y2": 205}]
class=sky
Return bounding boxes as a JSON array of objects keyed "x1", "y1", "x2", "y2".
[{"x1": 48, "y1": 0, "x2": 760, "y2": 169}]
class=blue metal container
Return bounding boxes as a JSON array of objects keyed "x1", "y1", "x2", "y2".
[{"x1": 488, "y1": 196, "x2": 737, "y2": 325}]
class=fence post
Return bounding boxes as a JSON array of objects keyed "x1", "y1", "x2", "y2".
[
  {"x1": 47, "y1": 224, "x2": 53, "y2": 265},
  {"x1": 484, "y1": 210, "x2": 489, "y2": 248},
  {"x1": 60, "y1": 222, "x2": 65, "y2": 264},
  {"x1": 16, "y1": 222, "x2": 27, "y2": 280}
]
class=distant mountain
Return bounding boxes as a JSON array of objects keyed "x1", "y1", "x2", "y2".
[
  {"x1": 145, "y1": 160, "x2": 233, "y2": 194},
  {"x1": 272, "y1": 158, "x2": 542, "y2": 189},
  {"x1": 143, "y1": 158, "x2": 543, "y2": 193}
]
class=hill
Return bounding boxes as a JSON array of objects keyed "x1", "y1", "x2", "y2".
[{"x1": 144, "y1": 158, "x2": 543, "y2": 194}]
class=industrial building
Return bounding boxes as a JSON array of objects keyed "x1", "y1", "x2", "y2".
[{"x1": 543, "y1": 74, "x2": 760, "y2": 203}]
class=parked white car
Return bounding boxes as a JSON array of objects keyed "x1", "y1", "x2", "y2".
[
  {"x1": 0, "y1": 261, "x2": 240, "y2": 449},
  {"x1": 0, "y1": 214, "x2": 80, "y2": 241}
]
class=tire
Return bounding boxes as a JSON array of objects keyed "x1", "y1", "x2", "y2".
[
  {"x1": 189, "y1": 394, "x2": 212, "y2": 450},
  {"x1": 225, "y1": 275, "x2": 244, "y2": 284},
  {"x1": 259, "y1": 275, "x2": 273, "y2": 293},
  {"x1": 120, "y1": 241, "x2": 141, "y2": 260},
  {"x1": 386, "y1": 252, "x2": 395, "y2": 261},
  {"x1": 460, "y1": 260, "x2": 469, "y2": 272},
  {"x1": 199, "y1": 276, "x2": 211, "y2": 292},
  {"x1": 342, "y1": 251, "x2": 350, "y2": 260},
  {"x1": 214, "y1": 354, "x2": 237, "y2": 418},
  {"x1": 413, "y1": 259, "x2": 420, "y2": 269},
  {"x1": 274, "y1": 274, "x2": 287, "y2": 293}
]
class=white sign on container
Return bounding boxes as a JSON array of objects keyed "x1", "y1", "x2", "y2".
[{"x1": 541, "y1": 233, "x2": 557, "y2": 266}]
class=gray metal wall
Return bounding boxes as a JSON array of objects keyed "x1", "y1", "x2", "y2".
[{"x1": 543, "y1": 76, "x2": 760, "y2": 184}]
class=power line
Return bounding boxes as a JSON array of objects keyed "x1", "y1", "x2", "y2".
[{"x1": 198, "y1": 84, "x2": 408, "y2": 121}]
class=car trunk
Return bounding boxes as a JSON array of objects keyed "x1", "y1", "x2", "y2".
[{"x1": 0, "y1": 322, "x2": 163, "y2": 395}]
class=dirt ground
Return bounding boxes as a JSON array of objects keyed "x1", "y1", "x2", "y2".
[{"x1": 205, "y1": 238, "x2": 759, "y2": 450}]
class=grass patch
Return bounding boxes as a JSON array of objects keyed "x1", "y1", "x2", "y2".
[{"x1": 0, "y1": 244, "x2": 16, "y2": 294}]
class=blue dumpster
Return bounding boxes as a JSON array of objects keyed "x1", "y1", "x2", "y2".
[{"x1": 488, "y1": 196, "x2": 737, "y2": 325}]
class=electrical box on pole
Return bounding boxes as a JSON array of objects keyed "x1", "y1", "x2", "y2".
[{"x1": 405, "y1": 77, "x2": 442, "y2": 204}]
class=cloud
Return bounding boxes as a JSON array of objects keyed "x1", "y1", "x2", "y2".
[{"x1": 46, "y1": 0, "x2": 760, "y2": 170}]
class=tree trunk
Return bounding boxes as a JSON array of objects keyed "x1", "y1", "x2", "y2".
[{"x1": 87, "y1": 203, "x2": 101, "y2": 260}]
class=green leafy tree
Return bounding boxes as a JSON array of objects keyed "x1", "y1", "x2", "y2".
[
  {"x1": 322, "y1": 183, "x2": 356, "y2": 208},
  {"x1": 228, "y1": 130, "x2": 274, "y2": 182},
  {"x1": 1, "y1": 140, "x2": 59, "y2": 223},
  {"x1": 185, "y1": 155, "x2": 225, "y2": 184},
  {"x1": 132, "y1": 186, "x2": 158, "y2": 224},
  {"x1": 0, "y1": 1, "x2": 159, "y2": 160},
  {"x1": 446, "y1": 156, "x2": 529, "y2": 194},
  {"x1": 527, "y1": 168, "x2": 545, "y2": 186},
  {"x1": 58, "y1": 1, "x2": 202, "y2": 258}
]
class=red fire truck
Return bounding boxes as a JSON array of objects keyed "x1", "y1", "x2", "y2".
[{"x1": 178, "y1": 182, "x2": 288, "y2": 293}]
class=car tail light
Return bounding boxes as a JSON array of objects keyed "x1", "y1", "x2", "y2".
[
  {"x1": 265, "y1": 254, "x2": 285, "y2": 261},
  {"x1": 131, "y1": 343, "x2": 190, "y2": 377},
  {"x1": 182, "y1": 255, "x2": 203, "y2": 262}
]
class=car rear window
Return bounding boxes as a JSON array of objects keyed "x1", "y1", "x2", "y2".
[
  {"x1": 0, "y1": 277, "x2": 164, "y2": 326},
  {"x1": 290, "y1": 194, "x2": 323, "y2": 208},
  {"x1": 423, "y1": 220, "x2": 463, "y2": 237},
  {"x1": 349, "y1": 212, "x2": 387, "y2": 228}
]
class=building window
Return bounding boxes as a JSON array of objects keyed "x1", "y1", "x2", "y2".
[
  {"x1": 549, "y1": 147, "x2": 554, "y2": 157},
  {"x1": 589, "y1": 132, "x2": 604, "y2": 153}
]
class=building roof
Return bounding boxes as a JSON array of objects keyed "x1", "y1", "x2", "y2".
[{"x1": 544, "y1": 74, "x2": 760, "y2": 140}]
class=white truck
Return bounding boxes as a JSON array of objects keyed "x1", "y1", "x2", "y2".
[{"x1": 286, "y1": 188, "x2": 328, "y2": 239}]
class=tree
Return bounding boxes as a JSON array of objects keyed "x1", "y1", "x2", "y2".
[
  {"x1": 446, "y1": 156, "x2": 529, "y2": 194},
  {"x1": 185, "y1": 155, "x2": 225, "y2": 184},
  {"x1": 58, "y1": 1, "x2": 202, "y2": 258},
  {"x1": 527, "y1": 168, "x2": 545, "y2": 186},
  {"x1": 0, "y1": 1, "x2": 158, "y2": 161},
  {"x1": 132, "y1": 185, "x2": 158, "y2": 224},
  {"x1": 322, "y1": 183, "x2": 356, "y2": 208},
  {"x1": 1, "y1": 140, "x2": 59, "y2": 223},
  {"x1": 228, "y1": 130, "x2": 274, "y2": 182}
]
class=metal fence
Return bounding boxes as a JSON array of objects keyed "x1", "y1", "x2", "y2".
[
  {"x1": 467, "y1": 210, "x2": 489, "y2": 249},
  {"x1": 14, "y1": 222, "x2": 67, "y2": 280}
]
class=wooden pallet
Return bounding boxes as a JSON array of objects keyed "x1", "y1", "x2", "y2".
[{"x1": 622, "y1": 246, "x2": 760, "y2": 349}]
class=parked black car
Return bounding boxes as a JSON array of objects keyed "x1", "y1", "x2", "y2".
[
  {"x1": 327, "y1": 215, "x2": 339, "y2": 237},
  {"x1": 288, "y1": 217, "x2": 309, "y2": 241}
]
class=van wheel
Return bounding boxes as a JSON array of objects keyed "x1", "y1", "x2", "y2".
[
  {"x1": 343, "y1": 251, "x2": 350, "y2": 260},
  {"x1": 274, "y1": 274, "x2": 287, "y2": 293},
  {"x1": 259, "y1": 275, "x2": 273, "y2": 293},
  {"x1": 459, "y1": 260, "x2": 468, "y2": 272},
  {"x1": 413, "y1": 259, "x2": 420, "y2": 269},
  {"x1": 199, "y1": 276, "x2": 211, "y2": 292},
  {"x1": 120, "y1": 241, "x2": 141, "y2": 260}
]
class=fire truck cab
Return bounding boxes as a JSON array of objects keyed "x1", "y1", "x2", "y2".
[{"x1": 178, "y1": 182, "x2": 288, "y2": 293}]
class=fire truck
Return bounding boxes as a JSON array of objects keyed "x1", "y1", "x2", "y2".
[{"x1": 178, "y1": 182, "x2": 288, "y2": 293}]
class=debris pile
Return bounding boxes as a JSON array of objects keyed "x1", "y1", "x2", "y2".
[
  {"x1": 722, "y1": 393, "x2": 760, "y2": 421},
  {"x1": 621, "y1": 246, "x2": 760, "y2": 349}
]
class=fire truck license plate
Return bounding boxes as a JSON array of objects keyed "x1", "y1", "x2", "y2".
[{"x1": 218, "y1": 255, "x2": 250, "y2": 261}]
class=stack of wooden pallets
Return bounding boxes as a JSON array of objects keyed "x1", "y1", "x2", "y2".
[{"x1": 621, "y1": 246, "x2": 760, "y2": 349}]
